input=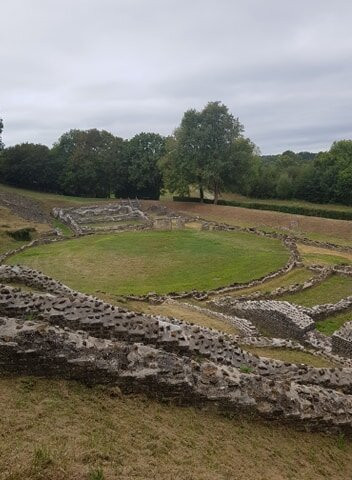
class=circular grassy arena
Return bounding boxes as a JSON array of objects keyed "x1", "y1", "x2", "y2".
[{"x1": 8, "y1": 230, "x2": 289, "y2": 296}]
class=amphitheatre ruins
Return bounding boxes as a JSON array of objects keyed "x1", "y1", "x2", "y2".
[{"x1": 1, "y1": 192, "x2": 352, "y2": 436}]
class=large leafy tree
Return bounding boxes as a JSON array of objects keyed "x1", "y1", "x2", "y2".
[
  {"x1": 316, "y1": 140, "x2": 352, "y2": 204},
  {"x1": 120, "y1": 132, "x2": 165, "y2": 200},
  {"x1": 54, "y1": 129, "x2": 123, "y2": 197},
  {"x1": 162, "y1": 101, "x2": 255, "y2": 203},
  {"x1": 0, "y1": 143, "x2": 52, "y2": 190}
]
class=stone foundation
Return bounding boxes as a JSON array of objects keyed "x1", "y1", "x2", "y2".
[
  {"x1": 332, "y1": 321, "x2": 352, "y2": 358},
  {"x1": 210, "y1": 299, "x2": 315, "y2": 340}
]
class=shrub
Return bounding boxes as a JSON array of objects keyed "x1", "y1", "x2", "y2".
[
  {"x1": 89, "y1": 467, "x2": 105, "y2": 480},
  {"x1": 239, "y1": 365, "x2": 253, "y2": 374},
  {"x1": 6, "y1": 227, "x2": 36, "y2": 241},
  {"x1": 33, "y1": 446, "x2": 53, "y2": 470}
]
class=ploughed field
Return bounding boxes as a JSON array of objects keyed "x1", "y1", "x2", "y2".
[{"x1": 7, "y1": 229, "x2": 289, "y2": 296}]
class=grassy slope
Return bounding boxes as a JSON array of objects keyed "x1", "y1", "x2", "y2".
[
  {"x1": 211, "y1": 267, "x2": 315, "y2": 299},
  {"x1": 163, "y1": 200, "x2": 352, "y2": 245},
  {"x1": 221, "y1": 191, "x2": 352, "y2": 213},
  {"x1": 316, "y1": 311, "x2": 352, "y2": 335},
  {"x1": 241, "y1": 346, "x2": 334, "y2": 368},
  {"x1": 280, "y1": 275, "x2": 352, "y2": 307},
  {"x1": 0, "y1": 377, "x2": 351, "y2": 480},
  {"x1": 7, "y1": 230, "x2": 289, "y2": 295},
  {"x1": 0, "y1": 206, "x2": 51, "y2": 255},
  {"x1": 298, "y1": 244, "x2": 352, "y2": 266},
  {"x1": 0, "y1": 183, "x2": 111, "y2": 215}
]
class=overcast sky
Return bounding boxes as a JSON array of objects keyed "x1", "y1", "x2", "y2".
[{"x1": 1, "y1": 0, "x2": 352, "y2": 154}]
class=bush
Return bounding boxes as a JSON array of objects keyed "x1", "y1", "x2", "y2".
[
  {"x1": 172, "y1": 197, "x2": 352, "y2": 221},
  {"x1": 6, "y1": 227, "x2": 36, "y2": 241}
]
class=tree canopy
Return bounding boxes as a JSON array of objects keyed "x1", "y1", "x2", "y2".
[
  {"x1": 162, "y1": 101, "x2": 256, "y2": 203},
  {"x1": 0, "y1": 106, "x2": 351, "y2": 205}
]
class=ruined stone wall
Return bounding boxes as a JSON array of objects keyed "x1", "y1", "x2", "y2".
[
  {"x1": 52, "y1": 201, "x2": 150, "y2": 235},
  {"x1": 2, "y1": 266, "x2": 352, "y2": 431},
  {"x1": 210, "y1": 299, "x2": 315, "y2": 340},
  {"x1": 332, "y1": 321, "x2": 352, "y2": 358},
  {"x1": 302, "y1": 295, "x2": 352, "y2": 320},
  {"x1": 2, "y1": 315, "x2": 352, "y2": 432}
]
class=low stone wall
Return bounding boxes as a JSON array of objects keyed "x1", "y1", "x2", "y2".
[
  {"x1": 1, "y1": 314, "x2": 352, "y2": 431},
  {"x1": 0, "y1": 235, "x2": 63, "y2": 264},
  {"x1": 302, "y1": 295, "x2": 352, "y2": 320},
  {"x1": 0, "y1": 271, "x2": 350, "y2": 387},
  {"x1": 210, "y1": 299, "x2": 315, "y2": 340},
  {"x1": 332, "y1": 321, "x2": 352, "y2": 358},
  {"x1": 2, "y1": 267, "x2": 352, "y2": 431},
  {"x1": 52, "y1": 200, "x2": 150, "y2": 235},
  {"x1": 0, "y1": 264, "x2": 73, "y2": 295},
  {"x1": 215, "y1": 267, "x2": 333, "y2": 304},
  {"x1": 164, "y1": 299, "x2": 259, "y2": 336}
]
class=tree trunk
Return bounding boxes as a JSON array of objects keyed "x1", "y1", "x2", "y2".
[
  {"x1": 199, "y1": 185, "x2": 204, "y2": 203},
  {"x1": 214, "y1": 187, "x2": 219, "y2": 205}
]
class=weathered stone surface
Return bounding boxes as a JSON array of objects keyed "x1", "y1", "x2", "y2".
[
  {"x1": 1, "y1": 315, "x2": 352, "y2": 432},
  {"x1": 52, "y1": 200, "x2": 150, "y2": 235},
  {"x1": 153, "y1": 217, "x2": 172, "y2": 230},
  {"x1": 332, "y1": 321, "x2": 352, "y2": 358},
  {"x1": 210, "y1": 299, "x2": 315, "y2": 340}
]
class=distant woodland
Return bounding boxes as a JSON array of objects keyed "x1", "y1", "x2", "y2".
[{"x1": 1, "y1": 103, "x2": 352, "y2": 205}]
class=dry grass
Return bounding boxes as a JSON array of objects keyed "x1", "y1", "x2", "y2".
[
  {"x1": 0, "y1": 206, "x2": 51, "y2": 254},
  {"x1": 241, "y1": 346, "x2": 335, "y2": 368},
  {"x1": 0, "y1": 183, "x2": 112, "y2": 215},
  {"x1": 221, "y1": 192, "x2": 352, "y2": 213},
  {"x1": 298, "y1": 244, "x2": 352, "y2": 266},
  {"x1": 163, "y1": 200, "x2": 352, "y2": 245},
  {"x1": 114, "y1": 300, "x2": 240, "y2": 336},
  {"x1": 0, "y1": 376, "x2": 351, "y2": 480}
]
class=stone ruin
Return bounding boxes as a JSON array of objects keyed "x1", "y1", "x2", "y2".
[
  {"x1": 53, "y1": 199, "x2": 150, "y2": 234},
  {"x1": 2, "y1": 204, "x2": 352, "y2": 432},
  {"x1": 53, "y1": 200, "x2": 193, "y2": 235},
  {"x1": 153, "y1": 217, "x2": 172, "y2": 230},
  {"x1": 211, "y1": 299, "x2": 315, "y2": 340},
  {"x1": 332, "y1": 321, "x2": 352, "y2": 358},
  {"x1": 1, "y1": 264, "x2": 352, "y2": 432}
]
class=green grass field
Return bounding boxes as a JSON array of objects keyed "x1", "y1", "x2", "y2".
[
  {"x1": 280, "y1": 274, "x2": 352, "y2": 307},
  {"x1": 213, "y1": 267, "x2": 315, "y2": 299},
  {"x1": 297, "y1": 243, "x2": 352, "y2": 266},
  {"x1": 0, "y1": 377, "x2": 351, "y2": 480},
  {"x1": 7, "y1": 230, "x2": 289, "y2": 295},
  {"x1": 316, "y1": 311, "x2": 352, "y2": 335}
]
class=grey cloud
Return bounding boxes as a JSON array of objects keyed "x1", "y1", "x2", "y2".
[{"x1": 1, "y1": 0, "x2": 352, "y2": 153}]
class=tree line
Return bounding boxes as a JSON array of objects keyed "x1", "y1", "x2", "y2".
[{"x1": 0, "y1": 102, "x2": 352, "y2": 205}]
